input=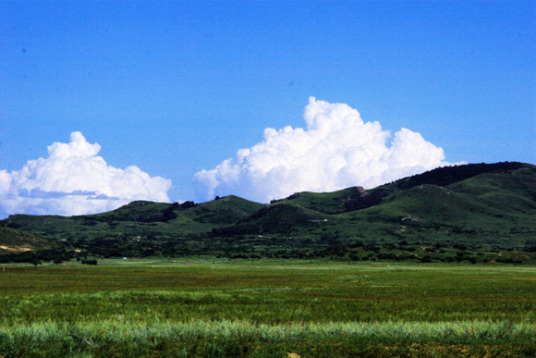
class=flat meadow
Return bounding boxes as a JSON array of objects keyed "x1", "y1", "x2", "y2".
[{"x1": 0, "y1": 259, "x2": 535, "y2": 357}]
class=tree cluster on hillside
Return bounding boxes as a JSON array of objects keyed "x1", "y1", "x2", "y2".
[{"x1": 393, "y1": 162, "x2": 525, "y2": 189}]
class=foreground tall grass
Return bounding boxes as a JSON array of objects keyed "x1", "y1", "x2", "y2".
[
  {"x1": 1, "y1": 259, "x2": 535, "y2": 357},
  {"x1": 2, "y1": 320, "x2": 535, "y2": 357}
]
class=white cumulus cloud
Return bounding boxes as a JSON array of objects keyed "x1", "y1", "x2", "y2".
[
  {"x1": 0, "y1": 132, "x2": 172, "y2": 217},
  {"x1": 194, "y1": 97, "x2": 450, "y2": 202}
]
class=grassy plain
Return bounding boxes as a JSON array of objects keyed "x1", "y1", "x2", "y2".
[{"x1": 1, "y1": 259, "x2": 535, "y2": 357}]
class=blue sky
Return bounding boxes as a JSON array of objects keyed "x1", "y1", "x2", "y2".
[{"x1": 0, "y1": 1, "x2": 534, "y2": 217}]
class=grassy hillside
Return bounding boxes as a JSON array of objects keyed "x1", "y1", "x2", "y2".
[
  {"x1": 271, "y1": 186, "x2": 389, "y2": 214},
  {"x1": 181, "y1": 195, "x2": 266, "y2": 225},
  {"x1": 0, "y1": 227, "x2": 58, "y2": 254},
  {"x1": 1, "y1": 162, "x2": 535, "y2": 263}
]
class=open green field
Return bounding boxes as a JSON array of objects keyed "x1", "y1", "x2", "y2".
[{"x1": 1, "y1": 259, "x2": 535, "y2": 357}]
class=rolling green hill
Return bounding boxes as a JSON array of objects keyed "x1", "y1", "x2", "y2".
[{"x1": 1, "y1": 162, "x2": 535, "y2": 263}]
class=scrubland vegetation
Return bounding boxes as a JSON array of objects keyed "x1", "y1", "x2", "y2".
[{"x1": 1, "y1": 259, "x2": 535, "y2": 357}]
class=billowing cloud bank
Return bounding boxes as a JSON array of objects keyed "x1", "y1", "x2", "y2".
[
  {"x1": 194, "y1": 97, "x2": 450, "y2": 202},
  {"x1": 0, "y1": 132, "x2": 171, "y2": 217}
]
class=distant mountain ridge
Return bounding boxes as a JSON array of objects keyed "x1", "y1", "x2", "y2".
[{"x1": 1, "y1": 162, "x2": 535, "y2": 264}]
